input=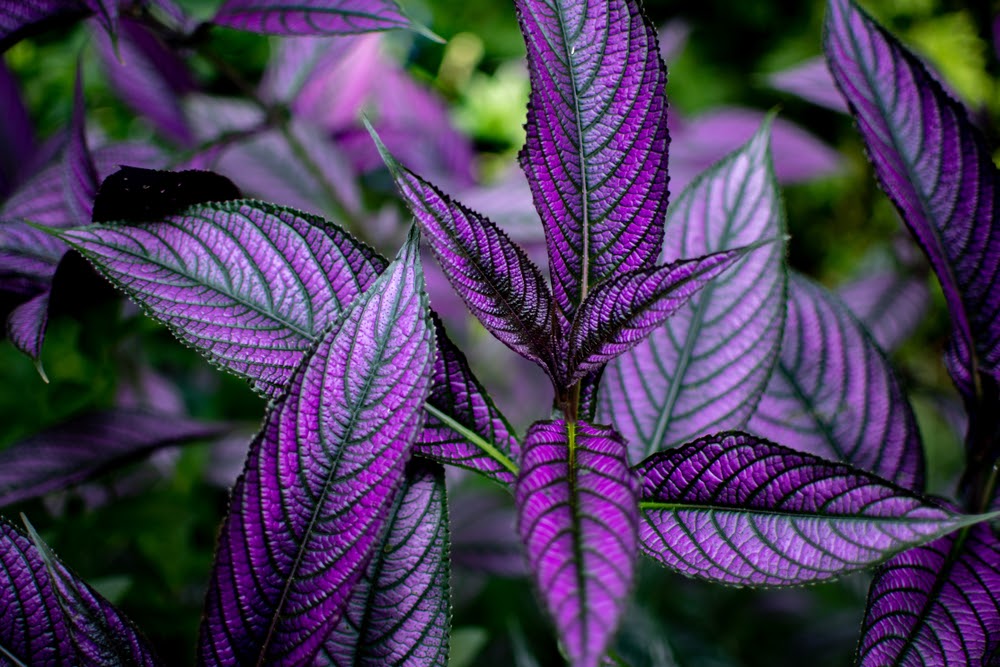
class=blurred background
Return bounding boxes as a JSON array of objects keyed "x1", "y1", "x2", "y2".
[{"x1": 2, "y1": 0, "x2": 997, "y2": 664}]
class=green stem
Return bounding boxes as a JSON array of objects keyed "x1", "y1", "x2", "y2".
[{"x1": 424, "y1": 403, "x2": 519, "y2": 477}]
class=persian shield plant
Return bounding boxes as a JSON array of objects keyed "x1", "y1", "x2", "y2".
[{"x1": 1, "y1": 0, "x2": 1000, "y2": 664}]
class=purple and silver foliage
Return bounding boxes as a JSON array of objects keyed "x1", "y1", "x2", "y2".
[{"x1": 2, "y1": 0, "x2": 1000, "y2": 663}]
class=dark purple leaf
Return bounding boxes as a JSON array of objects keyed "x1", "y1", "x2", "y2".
[
  {"x1": 418, "y1": 316, "x2": 520, "y2": 486},
  {"x1": 668, "y1": 108, "x2": 842, "y2": 194},
  {"x1": 212, "y1": 0, "x2": 411, "y2": 35},
  {"x1": 767, "y1": 57, "x2": 847, "y2": 112},
  {"x1": 637, "y1": 433, "x2": 992, "y2": 586},
  {"x1": 6, "y1": 290, "x2": 49, "y2": 362},
  {"x1": 838, "y1": 267, "x2": 930, "y2": 353},
  {"x1": 64, "y1": 68, "x2": 98, "y2": 226},
  {"x1": 0, "y1": 62, "x2": 35, "y2": 198},
  {"x1": 22, "y1": 518, "x2": 161, "y2": 666},
  {"x1": 0, "y1": 410, "x2": 226, "y2": 507},
  {"x1": 0, "y1": 220, "x2": 65, "y2": 287},
  {"x1": 825, "y1": 0, "x2": 1000, "y2": 400},
  {"x1": 567, "y1": 248, "x2": 748, "y2": 385},
  {"x1": 516, "y1": 420, "x2": 638, "y2": 667},
  {"x1": 91, "y1": 166, "x2": 242, "y2": 223},
  {"x1": 599, "y1": 120, "x2": 787, "y2": 463},
  {"x1": 516, "y1": 0, "x2": 669, "y2": 327},
  {"x1": 94, "y1": 18, "x2": 195, "y2": 145},
  {"x1": 0, "y1": 0, "x2": 89, "y2": 52},
  {"x1": 856, "y1": 523, "x2": 1000, "y2": 666},
  {"x1": 748, "y1": 273, "x2": 925, "y2": 488},
  {"x1": 450, "y1": 482, "x2": 526, "y2": 577},
  {"x1": 64, "y1": 200, "x2": 385, "y2": 397},
  {"x1": 374, "y1": 130, "x2": 558, "y2": 382},
  {"x1": 320, "y1": 460, "x2": 450, "y2": 666},
  {"x1": 197, "y1": 232, "x2": 434, "y2": 665}
]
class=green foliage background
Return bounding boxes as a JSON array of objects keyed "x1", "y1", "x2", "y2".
[{"x1": 2, "y1": 0, "x2": 996, "y2": 664}]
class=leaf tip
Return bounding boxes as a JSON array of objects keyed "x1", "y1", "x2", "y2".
[{"x1": 362, "y1": 115, "x2": 402, "y2": 178}]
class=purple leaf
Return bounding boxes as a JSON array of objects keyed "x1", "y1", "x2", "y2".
[
  {"x1": 0, "y1": 0, "x2": 89, "y2": 52},
  {"x1": 450, "y1": 482, "x2": 526, "y2": 577},
  {"x1": 94, "y1": 18, "x2": 195, "y2": 145},
  {"x1": 516, "y1": 0, "x2": 669, "y2": 326},
  {"x1": 516, "y1": 420, "x2": 638, "y2": 667},
  {"x1": 6, "y1": 290, "x2": 49, "y2": 361},
  {"x1": 0, "y1": 517, "x2": 161, "y2": 666},
  {"x1": 65, "y1": 200, "x2": 518, "y2": 483},
  {"x1": 374, "y1": 131, "x2": 559, "y2": 382},
  {"x1": 825, "y1": 0, "x2": 1000, "y2": 400},
  {"x1": 0, "y1": 62, "x2": 35, "y2": 198},
  {"x1": 0, "y1": 410, "x2": 226, "y2": 507},
  {"x1": 418, "y1": 316, "x2": 520, "y2": 486},
  {"x1": 0, "y1": 220, "x2": 65, "y2": 287},
  {"x1": 767, "y1": 57, "x2": 847, "y2": 113},
  {"x1": 856, "y1": 523, "x2": 1000, "y2": 666},
  {"x1": 636, "y1": 432, "x2": 993, "y2": 586},
  {"x1": 212, "y1": 0, "x2": 411, "y2": 35},
  {"x1": 748, "y1": 273, "x2": 925, "y2": 488},
  {"x1": 599, "y1": 120, "x2": 787, "y2": 463},
  {"x1": 64, "y1": 68, "x2": 98, "y2": 226},
  {"x1": 185, "y1": 96, "x2": 361, "y2": 218},
  {"x1": 198, "y1": 231, "x2": 435, "y2": 665},
  {"x1": 22, "y1": 518, "x2": 161, "y2": 666},
  {"x1": 838, "y1": 267, "x2": 930, "y2": 353},
  {"x1": 64, "y1": 200, "x2": 385, "y2": 398},
  {"x1": 669, "y1": 108, "x2": 842, "y2": 194},
  {"x1": 321, "y1": 460, "x2": 450, "y2": 666},
  {"x1": 567, "y1": 248, "x2": 748, "y2": 384}
]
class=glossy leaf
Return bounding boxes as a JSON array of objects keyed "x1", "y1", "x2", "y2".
[
  {"x1": 516, "y1": 0, "x2": 669, "y2": 325},
  {"x1": 0, "y1": 410, "x2": 226, "y2": 507},
  {"x1": 748, "y1": 273, "x2": 925, "y2": 488},
  {"x1": 567, "y1": 248, "x2": 747, "y2": 384},
  {"x1": 599, "y1": 120, "x2": 786, "y2": 462},
  {"x1": 320, "y1": 460, "x2": 450, "y2": 666},
  {"x1": 23, "y1": 519, "x2": 161, "y2": 666},
  {"x1": 374, "y1": 131, "x2": 558, "y2": 381},
  {"x1": 856, "y1": 523, "x2": 1000, "y2": 666},
  {"x1": 516, "y1": 420, "x2": 638, "y2": 667},
  {"x1": 0, "y1": 517, "x2": 159, "y2": 666},
  {"x1": 198, "y1": 232, "x2": 435, "y2": 665},
  {"x1": 825, "y1": 0, "x2": 1000, "y2": 400},
  {"x1": 838, "y1": 267, "x2": 929, "y2": 353},
  {"x1": 637, "y1": 432, "x2": 993, "y2": 586},
  {"x1": 212, "y1": 0, "x2": 411, "y2": 35},
  {"x1": 64, "y1": 200, "x2": 385, "y2": 398}
]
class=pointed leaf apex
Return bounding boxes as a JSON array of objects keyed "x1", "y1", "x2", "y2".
[{"x1": 363, "y1": 116, "x2": 402, "y2": 178}]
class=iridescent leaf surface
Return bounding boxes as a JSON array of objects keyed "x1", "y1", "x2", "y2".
[
  {"x1": 838, "y1": 267, "x2": 930, "y2": 353},
  {"x1": 0, "y1": 517, "x2": 160, "y2": 666},
  {"x1": 0, "y1": 410, "x2": 226, "y2": 507},
  {"x1": 567, "y1": 248, "x2": 746, "y2": 384},
  {"x1": 5, "y1": 291, "x2": 49, "y2": 361},
  {"x1": 23, "y1": 520, "x2": 161, "y2": 666},
  {"x1": 320, "y1": 460, "x2": 450, "y2": 667},
  {"x1": 825, "y1": 0, "x2": 1000, "y2": 400},
  {"x1": 212, "y1": 0, "x2": 411, "y2": 35},
  {"x1": 516, "y1": 420, "x2": 638, "y2": 667},
  {"x1": 856, "y1": 523, "x2": 1000, "y2": 666},
  {"x1": 64, "y1": 201, "x2": 517, "y2": 482},
  {"x1": 375, "y1": 134, "x2": 558, "y2": 381},
  {"x1": 516, "y1": 0, "x2": 669, "y2": 325},
  {"x1": 748, "y1": 273, "x2": 924, "y2": 488},
  {"x1": 636, "y1": 433, "x2": 986, "y2": 586},
  {"x1": 64, "y1": 200, "x2": 385, "y2": 398},
  {"x1": 599, "y1": 121, "x2": 786, "y2": 463},
  {"x1": 198, "y1": 233, "x2": 435, "y2": 665}
]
